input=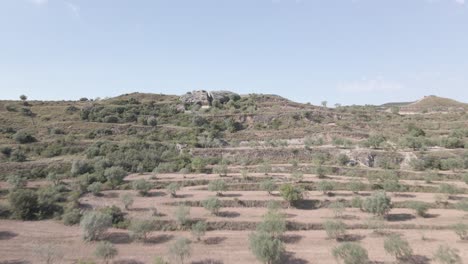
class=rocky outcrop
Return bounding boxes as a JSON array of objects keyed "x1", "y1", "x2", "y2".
[{"x1": 180, "y1": 90, "x2": 239, "y2": 106}]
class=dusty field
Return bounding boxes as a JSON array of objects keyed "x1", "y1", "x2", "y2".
[{"x1": 2, "y1": 171, "x2": 468, "y2": 264}]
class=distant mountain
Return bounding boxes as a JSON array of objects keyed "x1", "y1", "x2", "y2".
[{"x1": 384, "y1": 95, "x2": 468, "y2": 113}]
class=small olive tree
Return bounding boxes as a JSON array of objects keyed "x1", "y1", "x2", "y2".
[
  {"x1": 279, "y1": 184, "x2": 303, "y2": 207},
  {"x1": 174, "y1": 204, "x2": 191, "y2": 227},
  {"x1": 201, "y1": 197, "x2": 222, "y2": 215},
  {"x1": 332, "y1": 242, "x2": 369, "y2": 264},
  {"x1": 191, "y1": 221, "x2": 207, "y2": 242},
  {"x1": 408, "y1": 201, "x2": 430, "y2": 217},
  {"x1": 120, "y1": 193, "x2": 134, "y2": 210},
  {"x1": 362, "y1": 191, "x2": 392, "y2": 217},
  {"x1": 324, "y1": 220, "x2": 347, "y2": 241},
  {"x1": 260, "y1": 179, "x2": 276, "y2": 195},
  {"x1": 87, "y1": 182, "x2": 102, "y2": 196},
  {"x1": 317, "y1": 181, "x2": 335, "y2": 196},
  {"x1": 132, "y1": 179, "x2": 152, "y2": 196},
  {"x1": 433, "y1": 245, "x2": 462, "y2": 264},
  {"x1": 166, "y1": 183, "x2": 181, "y2": 198},
  {"x1": 249, "y1": 231, "x2": 284, "y2": 264},
  {"x1": 256, "y1": 210, "x2": 286, "y2": 239},
  {"x1": 384, "y1": 234, "x2": 413, "y2": 261},
  {"x1": 94, "y1": 241, "x2": 118, "y2": 264},
  {"x1": 169, "y1": 237, "x2": 192, "y2": 264},
  {"x1": 453, "y1": 222, "x2": 468, "y2": 240},
  {"x1": 129, "y1": 218, "x2": 155, "y2": 241},
  {"x1": 80, "y1": 211, "x2": 112, "y2": 241},
  {"x1": 208, "y1": 179, "x2": 227, "y2": 196}
]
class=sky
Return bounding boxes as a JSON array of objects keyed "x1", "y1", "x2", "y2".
[{"x1": 0, "y1": 0, "x2": 467, "y2": 106}]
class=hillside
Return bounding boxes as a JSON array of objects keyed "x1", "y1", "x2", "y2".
[
  {"x1": 399, "y1": 95, "x2": 468, "y2": 113},
  {"x1": 0, "y1": 91, "x2": 468, "y2": 263}
]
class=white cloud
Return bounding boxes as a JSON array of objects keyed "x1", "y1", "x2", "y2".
[
  {"x1": 337, "y1": 78, "x2": 404, "y2": 93},
  {"x1": 455, "y1": 0, "x2": 465, "y2": 5},
  {"x1": 30, "y1": 0, "x2": 48, "y2": 5},
  {"x1": 65, "y1": 1, "x2": 80, "y2": 18}
]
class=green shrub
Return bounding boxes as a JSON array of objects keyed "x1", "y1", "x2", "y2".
[
  {"x1": 62, "y1": 208, "x2": 82, "y2": 226},
  {"x1": 249, "y1": 231, "x2": 284, "y2": 264},
  {"x1": 104, "y1": 166, "x2": 127, "y2": 188},
  {"x1": 279, "y1": 184, "x2": 303, "y2": 207},
  {"x1": 132, "y1": 179, "x2": 152, "y2": 196},
  {"x1": 174, "y1": 204, "x2": 191, "y2": 227},
  {"x1": 433, "y1": 245, "x2": 462, "y2": 264},
  {"x1": 256, "y1": 210, "x2": 286, "y2": 239},
  {"x1": 332, "y1": 242, "x2": 369, "y2": 264},
  {"x1": 383, "y1": 234, "x2": 413, "y2": 260},
  {"x1": 166, "y1": 183, "x2": 181, "y2": 198},
  {"x1": 317, "y1": 181, "x2": 335, "y2": 195},
  {"x1": 324, "y1": 220, "x2": 346, "y2": 241},
  {"x1": 120, "y1": 193, "x2": 134, "y2": 210},
  {"x1": 260, "y1": 179, "x2": 276, "y2": 195},
  {"x1": 13, "y1": 131, "x2": 36, "y2": 144},
  {"x1": 94, "y1": 241, "x2": 118, "y2": 263},
  {"x1": 100, "y1": 206, "x2": 125, "y2": 226},
  {"x1": 208, "y1": 179, "x2": 227, "y2": 196},
  {"x1": 362, "y1": 191, "x2": 392, "y2": 217},
  {"x1": 87, "y1": 182, "x2": 102, "y2": 196},
  {"x1": 330, "y1": 201, "x2": 346, "y2": 218},
  {"x1": 349, "y1": 180, "x2": 365, "y2": 194},
  {"x1": 129, "y1": 219, "x2": 155, "y2": 241},
  {"x1": 453, "y1": 222, "x2": 468, "y2": 240},
  {"x1": 169, "y1": 237, "x2": 192, "y2": 264},
  {"x1": 8, "y1": 189, "x2": 39, "y2": 220},
  {"x1": 191, "y1": 221, "x2": 207, "y2": 242},
  {"x1": 80, "y1": 211, "x2": 112, "y2": 241},
  {"x1": 7, "y1": 175, "x2": 27, "y2": 190},
  {"x1": 201, "y1": 197, "x2": 222, "y2": 215},
  {"x1": 408, "y1": 201, "x2": 430, "y2": 217}
]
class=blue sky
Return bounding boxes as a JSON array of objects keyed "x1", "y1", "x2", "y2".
[{"x1": 0, "y1": 0, "x2": 467, "y2": 105}]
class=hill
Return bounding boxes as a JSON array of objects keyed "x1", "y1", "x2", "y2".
[{"x1": 399, "y1": 95, "x2": 468, "y2": 113}]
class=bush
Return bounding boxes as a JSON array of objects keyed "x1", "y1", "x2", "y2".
[
  {"x1": 10, "y1": 149, "x2": 26, "y2": 162},
  {"x1": 279, "y1": 184, "x2": 303, "y2": 207},
  {"x1": 453, "y1": 222, "x2": 468, "y2": 240},
  {"x1": 316, "y1": 165, "x2": 326, "y2": 178},
  {"x1": 94, "y1": 241, "x2": 118, "y2": 263},
  {"x1": 249, "y1": 231, "x2": 284, "y2": 264},
  {"x1": 13, "y1": 131, "x2": 36, "y2": 144},
  {"x1": 169, "y1": 237, "x2": 192, "y2": 264},
  {"x1": 191, "y1": 221, "x2": 207, "y2": 242},
  {"x1": 433, "y1": 245, "x2": 462, "y2": 264},
  {"x1": 201, "y1": 197, "x2": 221, "y2": 215},
  {"x1": 256, "y1": 210, "x2": 286, "y2": 239},
  {"x1": 208, "y1": 179, "x2": 227, "y2": 196},
  {"x1": 191, "y1": 157, "x2": 206, "y2": 173},
  {"x1": 71, "y1": 160, "x2": 93, "y2": 176},
  {"x1": 104, "y1": 166, "x2": 127, "y2": 188},
  {"x1": 324, "y1": 220, "x2": 346, "y2": 241},
  {"x1": 80, "y1": 211, "x2": 112, "y2": 241},
  {"x1": 213, "y1": 162, "x2": 228, "y2": 177},
  {"x1": 384, "y1": 234, "x2": 413, "y2": 260},
  {"x1": 332, "y1": 242, "x2": 369, "y2": 264},
  {"x1": 330, "y1": 201, "x2": 346, "y2": 218},
  {"x1": 259, "y1": 161, "x2": 272, "y2": 175},
  {"x1": 129, "y1": 219, "x2": 155, "y2": 241},
  {"x1": 147, "y1": 116, "x2": 158, "y2": 127},
  {"x1": 337, "y1": 154, "x2": 350, "y2": 165},
  {"x1": 349, "y1": 180, "x2": 365, "y2": 194},
  {"x1": 87, "y1": 182, "x2": 102, "y2": 196},
  {"x1": 174, "y1": 204, "x2": 190, "y2": 227},
  {"x1": 8, "y1": 189, "x2": 39, "y2": 220},
  {"x1": 260, "y1": 179, "x2": 276, "y2": 195},
  {"x1": 132, "y1": 179, "x2": 152, "y2": 196},
  {"x1": 166, "y1": 182, "x2": 181, "y2": 198},
  {"x1": 62, "y1": 208, "x2": 82, "y2": 226},
  {"x1": 439, "y1": 184, "x2": 460, "y2": 195},
  {"x1": 100, "y1": 206, "x2": 125, "y2": 226},
  {"x1": 7, "y1": 175, "x2": 27, "y2": 190},
  {"x1": 408, "y1": 201, "x2": 430, "y2": 217},
  {"x1": 120, "y1": 193, "x2": 134, "y2": 210},
  {"x1": 362, "y1": 191, "x2": 392, "y2": 217},
  {"x1": 317, "y1": 181, "x2": 335, "y2": 195}
]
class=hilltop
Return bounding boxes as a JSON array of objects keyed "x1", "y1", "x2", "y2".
[{"x1": 399, "y1": 95, "x2": 468, "y2": 113}]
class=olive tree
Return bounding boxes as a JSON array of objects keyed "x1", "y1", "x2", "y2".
[
  {"x1": 120, "y1": 193, "x2": 134, "y2": 210},
  {"x1": 324, "y1": 220, "x2": 347, "y2": 241},
  {"x1": 362, "y1": 191, "x2": 392, "y2": 217},
  {"x1": 256, "y1": 210, "x2": 286, "y2": 239},
  {"x1": 332, "y1": 242, "x2": 369, "y2": 264},
  {"x1": 166, "y1": 182, "x2": 181, "y2": 198},
  {"x1": 129, "y1": 219, "x2": 155, "y2": 241},
  {"x1": 408, "y1": 201, "x2": 430, "y2": 217},
  {"x1": 80, "y1": 211, "x2": 112, "y2": 241},
  {"x1": 132, "y1": 179, "x2": 152, "y2": 196},
  {"x1": 174, "y1": 204, "x2": 191, "y2": 227},
  {"x1": 453, "y1": 222, "x2": 468, "y2": 240},
  {"x1": 94, "y1": 241, "x2": 117, "y2": 264},
  {"x1": 433, "y1": 245, "x2": 462, "y2": 264},
  {"x1": 349, "y1": 180, "x2": 365, "y2": 194},
  {"x1": 7, "y1": 175, "x2": 27, "y2": 190},
  {"x1": 169, "y1": 237, "x2": 192, "y2": 264},
  {"x1": 260, "y1": 179, "x2": 276, "y2": 195},
  {"x1": 201, "y1": 197, "x2": 222, "y2": 215},
  {"x1": 208, "y1": 179, "x2": 227, "y2": 196},
  {"x1": 279, "y1": 183, "x2": 303, "y2": 207},
  {"x1": 87, "y1": 182, "x2": 102, "y2": 196},
  {"x1": 191, "y1": 221, "x2": 207, "y2": 242},
  {"x1": 317, "y1": 181, "x2": 335, "y2": 196},
  {"x1": 384, "y1": 234, "x2": 413, "y2": 261},
  {"x1": 249, "y1": 231, "x2": 284, "y2": 264},
  {"x1": 32, "y1": 243, "x2": 64, "y2": 264},
  {"x1": 104, "y1": 166, "x2": 127, "y2": 188}
]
